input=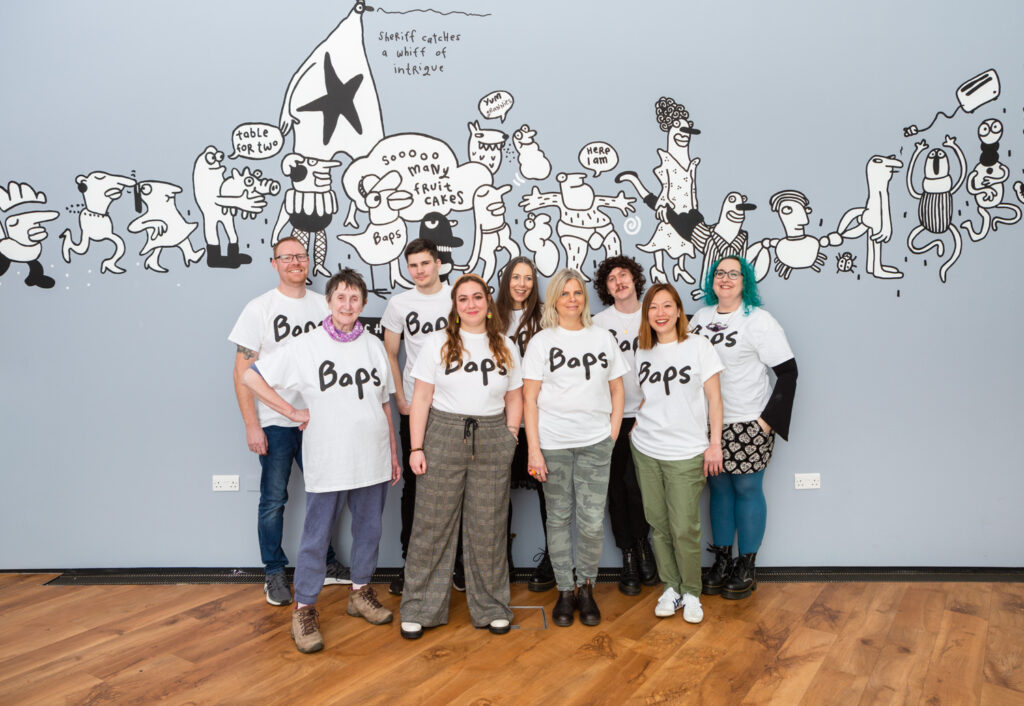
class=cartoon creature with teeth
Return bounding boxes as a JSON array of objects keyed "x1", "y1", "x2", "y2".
[
  {"x1": 458, "y1": 183, "x2": 521, "y2": 284},
  {"x1": 519, "y1": 172, "x2": 634, "y2": 280},
  {"x1": 418, "y1": 211, "x2": 463, "y2": 282},
  {"x1": 127, "y1": 181, "x2": 204, "y2": 272},
  {"x1": 0, "y1": 181, "x2": 65, "y2": 289},
  {"x1": 467, "y1": 121, "x2": 508, "y2": 175},
  {"x1": 60, "y1": 171, "x2": 136, "y2": 274},
  {"x1": 689, "y1": 192, "x2": 757, "y2": 300},
  {"x1": 336, "y1": 170, "x2": 414, "y2": 291}
]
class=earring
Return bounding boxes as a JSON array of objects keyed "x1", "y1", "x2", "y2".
[
  {"x1": 486, "y1": 312, "x2": 492, "y2": 319},
  {"x1": 455, "y1": 315, "x2": 460, "y2": 324}
]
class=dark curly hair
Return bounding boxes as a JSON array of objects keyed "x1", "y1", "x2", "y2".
[
  {"x1": 655, "y1": 97, "x2": 689, "y2": 133},
  {"x1": 593, "y1": 255, "x2": 646, "y2": 307}
]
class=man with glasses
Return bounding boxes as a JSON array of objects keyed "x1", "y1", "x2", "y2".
[{"x1": 229, "y1": 236, "x2": 349, "y2": 606}]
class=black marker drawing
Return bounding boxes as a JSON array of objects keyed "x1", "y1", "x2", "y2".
[
  {"x1": 0, "y1": 182, "x2": 64, "y2": 289},
  {"x1": 467, "y1": 121, "x2": 508, "y2": 174},
  {"x1": 272, "y1": 153, "x2": 339, "y2": 279},
  {"x1": 192, "y1": 147, "x2": 273, "y2": 269},
  {"x1": 829, "y1": 155, "x2": 905, "y2": 280},
  {"x1": 337, "y1": 170, "x2": 414, "y2": 291},
  {"x1": 961, "y1": 119, "x2": 1020, "y2": 241},
  {"x1": 418, "y1": 211, "x2": 462, "y2": 281},
  {"x1": 617, "y1": 98, "x2": 703, "y2": 285},
  {"x1": 457, "y1": 183, "x2": 520, "y2": 283},
  {"x1": 523, "y1": 213, "x2": 558, "y2": 276},
  {"x1": 512, "y1": 124, "x2": 551, "y2": 180},
  {"x1": 903, "y1": 69, "x2": 1000, "y2": 136},
  {"x1": 60, "y1": 171, "x2": 136, "y2": 274},
  {"x1": 689, "y1": 192, "x2": 758, "y2": 300},
  {"x1": 835, "y1": 251, "x2": 857, "y2": 273},
  {"x1": 757, "y1": 190, "x2": 827, "y2": 280},
  {"x1": 519, "y1": 172, "x2": 633, "y2": 281},
  {"x1": 279, "y1": 1, "x2": 384, "y2": 228},
  {"x1": 906, "y1": 136, "x2": 967, "y2": 282},
  {"x1": 127, "y1": 181, "x2": 204, "y2": 273}
]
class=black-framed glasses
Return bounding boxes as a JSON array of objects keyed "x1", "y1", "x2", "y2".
[
  {"x1": 275, "y1": 254, "x2": 310, "y2": 263},
  {"x1": 714, "y1": 269, "x2": 741, "y2": 280}
]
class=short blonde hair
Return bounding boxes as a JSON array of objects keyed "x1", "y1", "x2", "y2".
[{"x1": 541, "y1": 268, "x2": 593, "y2": 329}]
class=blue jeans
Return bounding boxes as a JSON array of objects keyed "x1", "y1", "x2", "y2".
[{"x1": 258, "y1": 425, "x2": 337, "y2": 575}]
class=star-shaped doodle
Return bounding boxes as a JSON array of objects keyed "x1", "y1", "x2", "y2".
[{"x1": 297, "y1": 51, "x2": 364, "y2": 145}]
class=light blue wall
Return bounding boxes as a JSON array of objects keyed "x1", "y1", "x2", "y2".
[{"x1": 2, "y1": 0, "x2": 1022, "y2": 569}]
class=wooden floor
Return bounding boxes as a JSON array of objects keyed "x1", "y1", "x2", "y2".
[{"x1": 0, "y1": 574, "x2": 1022, "y2": 705}]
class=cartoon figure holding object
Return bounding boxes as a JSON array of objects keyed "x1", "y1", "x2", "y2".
[{"x1": 519, "y1": 173, "x2": 633, "y2": 280}]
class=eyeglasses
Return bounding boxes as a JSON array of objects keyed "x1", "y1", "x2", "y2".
[
  {"x1": 275, "y1": 254, "x2": 310, "y2": 263},
  {"x1": 714, "y1": 270, "x2": 741, "y2": 280}
]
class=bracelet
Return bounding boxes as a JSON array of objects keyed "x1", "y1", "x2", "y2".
[{"x1": 409, "y1": 447, "x2": 424, "y2": 453}]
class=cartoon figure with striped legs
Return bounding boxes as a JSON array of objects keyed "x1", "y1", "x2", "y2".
[{"x1": 905, "y1": 136, "x2": 967, "y2": 283}]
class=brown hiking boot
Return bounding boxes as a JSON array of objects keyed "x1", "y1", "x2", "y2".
[
  {"x1": 346, "y1": 585, "x2": 394, "y2": 625},
  {"x1": 291, "y1": 605, "x2": 324, "y2": 654}
]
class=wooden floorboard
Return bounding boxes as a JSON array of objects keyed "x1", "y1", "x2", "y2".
[{"x1": 0, "y1": 574, "x2": 1020, "y2": 705}]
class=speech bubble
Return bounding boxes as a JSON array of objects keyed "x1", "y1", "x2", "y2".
[
  {"x1": 228, "y1": 123, "x2": 285, "y2": 160},
  {"x1": 578, "y1": 141, "x2": 619, "y2": 178},
  {"x1": 478, "y1": 90, "x2": 515, "y2": 123},
  {"x1": 343, "y1": 133, "x2": 493, "y2": 222}
]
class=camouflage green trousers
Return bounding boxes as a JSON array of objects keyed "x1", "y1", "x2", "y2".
[{"x1": 542, "y1": 436, "x2": 614, "y2": 591}]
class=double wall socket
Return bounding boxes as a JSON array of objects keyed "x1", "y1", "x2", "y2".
[
  {"x1": 794, "y1": 473, "x2": 821, "y2": 490},
  {"x1": 212, "y1": 475, "x2": 240, "y2": 492}
]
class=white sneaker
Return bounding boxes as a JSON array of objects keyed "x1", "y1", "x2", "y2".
[
  {"x1": 654, "y1": 587, "x2": 682, "y2": 617},
  {"x1": 681, "y1": 593, "x2": 704, "y2": 623}
]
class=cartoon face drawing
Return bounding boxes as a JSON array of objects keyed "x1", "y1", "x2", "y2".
[{"x1": 467, "y1": 121, "x2": 508, "y2": 174}]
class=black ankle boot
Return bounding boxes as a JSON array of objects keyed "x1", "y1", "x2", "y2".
[
  {"x1": 722, "y1": 552, "x2": 757, "y2": 600},
  {"x1": 529, "y1": 550, "x2": 556, "y2": 592},
  {"x1": 577, "y1": 580, "x2": 601, "y2": 626},
  {"x1": 702, "y1": 544, "x2": 733, "y2": 596},
  {"x1": 617, "y1": 547, "x2": 641, "y2": 596},
  {"x1": 552, "y1": 588, "x2": 576, "y2": 627},
  {"x1": 637, "y1": 537, "x2": 659, "y2": 586}
]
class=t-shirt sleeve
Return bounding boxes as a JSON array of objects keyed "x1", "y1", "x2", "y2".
[
  {"x1": 228, "y1": 300, "x2": 262, "y2": 352},
  {"x1": 255, "y1": 346, "x2": 301, "y2": 393},
  {"x1": 381, "y1": 298, "x2": 404, "y2": 335},
  {"x1": 410, "y1": 334, "x2": 440, "y2": 384},
  {"x1": 605, "y1": 331, "x2": 631, "y2": 380},
  {"x1": 374, "y1": 338, "x2": 396, "y2": 401},
  {"x1": 506, "y1": 345, "x2": 523, "y2": 390},
  {"x1": 697, "y1": 336, "x2": 725, "y2": 382},
  {"x1": 752, "y1": 311, "x2": 794, "y2": 368},
  {"x1": 522, "y1": 334, "x2": 545, "y2": 381}
]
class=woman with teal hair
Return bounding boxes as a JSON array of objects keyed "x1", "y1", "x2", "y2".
[{"x1": 688, "y1": 256, "x2": 798, "y2": 600}]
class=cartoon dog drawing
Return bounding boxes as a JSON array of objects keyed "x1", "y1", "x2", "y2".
[{"x1": 60, "y1": 171, "x2": 136, "y2": 274}]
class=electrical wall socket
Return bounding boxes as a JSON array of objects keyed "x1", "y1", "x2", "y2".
[
  {"x1": 794, "y1": 473, "x2": 821, "y2": 490},
  {"x1": 212, "y1": 475, "x2": 240, "y2": 492}
]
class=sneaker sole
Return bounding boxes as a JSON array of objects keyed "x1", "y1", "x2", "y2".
[
  {"x1": 265, "y1": 592, "x2": 292, "y2": 606},
  {"x1": 400, "y1": 627, "x2": 423, "y2": 639},
  {"x1": 683, "y1": 613, "x2": 704, "y2": 623},
  {"x1": 654, "y1": 608, "x2": 678, "y2": 618}
]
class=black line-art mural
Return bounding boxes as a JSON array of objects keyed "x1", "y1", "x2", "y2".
[
  {"x1": 829, "y1": 155, "x2": 905, "y2": 280},
  {"x1": 617, "y1": 98, "x2": 703, "y2": 286},
  {"x1": 458, "y1": 183, "x2": 520, "y2": 282},
  {"x1": 60, "y1": 171, "x2": 136, "y2": 274},
  {"x1": 756, "y1": 190, "x2": 828, "y2": 280},
  {"x1": 272, "y1": 153, "x2": 339, "y2": 278},
  {"x1": 688, "y1": 192, "x2": 760, "y2": 300},
  {"x1": 512, "y1": 124, "x2": 551, "y2": 181},
  {"x1": 418, "y1": 212, "x2": 463, "y2": 281},
  {"x1": 905, "y1": 136, "x2": 968, "y2": 282},
  {"x1": 127, "y1": 181, "x2": 204, "y2": 273},
  {"x1": 961, "y1": 118, "x2": 1021, "y2": 241},
  {"x1": 903, "y1": 69, "x2": 1000, "y2": 136},
  {"x1": 523, "y1": 213, "x2": 558, "y2": 276},
  {"x1": 467, "y1": 121, "x2": 509, "y2": 175},
  {"x1": 192, "y1": 147, "x2": 274, "y2": 269},
  {"x1": 338, "y1": 169, "x2": 415, "y2": 292},
  {"x1": 0, "y1": 181, "x2": 65, "y2": 289}
]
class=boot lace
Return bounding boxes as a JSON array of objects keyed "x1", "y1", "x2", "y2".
[{"x1": 297, "y1": 607, "x2": 320, "y2": 636}]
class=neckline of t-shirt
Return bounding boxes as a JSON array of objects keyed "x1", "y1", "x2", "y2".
[{"x1": 554, "y1": 325, "x2": 590, "y2": 335}]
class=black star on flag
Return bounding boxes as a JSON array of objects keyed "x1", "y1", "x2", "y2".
[{"x1": 298, "y1": 52, "x2": 365, "y2": 145}]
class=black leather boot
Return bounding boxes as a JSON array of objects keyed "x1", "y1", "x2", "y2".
[
  {"x1": 702, "y1": 544, "x2": 733, "y2": 596},
  {"x1": 529, "y1": 550, "x2": 556, "y2": 592},
  {"x1": 637, "y1": 537, "x2": 659, "y2": 586},
  {"x1": 617, "y1": 547, "x2": 641, "y2": 596},
  {"x1": 722, "y1": 552, "x2": 757, "y2": 600},
  {"x1": 577, "y1": 580, "x2": 601, "y2": 626},
  {"x1": 552, "y1": 588, "x2": 576, "y2": 627}
]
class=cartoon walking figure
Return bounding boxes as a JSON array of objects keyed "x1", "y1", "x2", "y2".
[
  {"x1": 60, "y1": 171, "x2": 136, "y2": 274},
  {"x1": 616, "y1": 97, "x2": 703, "y2": 284},
  {"x1": 906, "y1": 136, "x2": 967, "y2": 282}
]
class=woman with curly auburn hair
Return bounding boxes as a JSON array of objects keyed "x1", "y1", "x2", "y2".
[
  {"x1": 522, "y1": 268, "x2": 629, "y2": 628},
  {"x1": 689, "y1": 256, "x2": 798, "y2": 601},
  {"x1": 400, "y1": 274, "x2": 523, "y2": 638}
]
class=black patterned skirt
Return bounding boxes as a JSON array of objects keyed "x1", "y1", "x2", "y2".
[{"x1": 722, "y1": 420, "x2": 775, "y2": 474}]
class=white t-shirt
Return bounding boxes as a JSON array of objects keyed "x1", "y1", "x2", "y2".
[
  {"x1": 688, "y1": 306, "x2": 793, "y2": 424},
  {"x1": 256, "y1": 329, "x2": 395, "y2": 492},
  {"x1": 412, "y1": 330, "x2": 523, "y2": 416},
  {"x1": 505, "y1": 308, "x2": 531, "y2": 357},
  {"x1": 381, "y1": 284, "x2": 452, "y2": 407},
  {"x1": 228, "y1": 288, "x2": 328, "y2": 427},
  {"x1": 522, "y1": 326, "x2": 630, "y2": 449},
  {"x1": 592, "y1": 305, "x2": 644, "y2": 417},
  {"x1": 631, "y1": 336, "x2": 724, "y2": 461}
]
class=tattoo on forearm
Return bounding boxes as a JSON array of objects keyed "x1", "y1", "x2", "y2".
[{"x1": 237, "y1": 345, "x2": 257, "y2": 360}]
